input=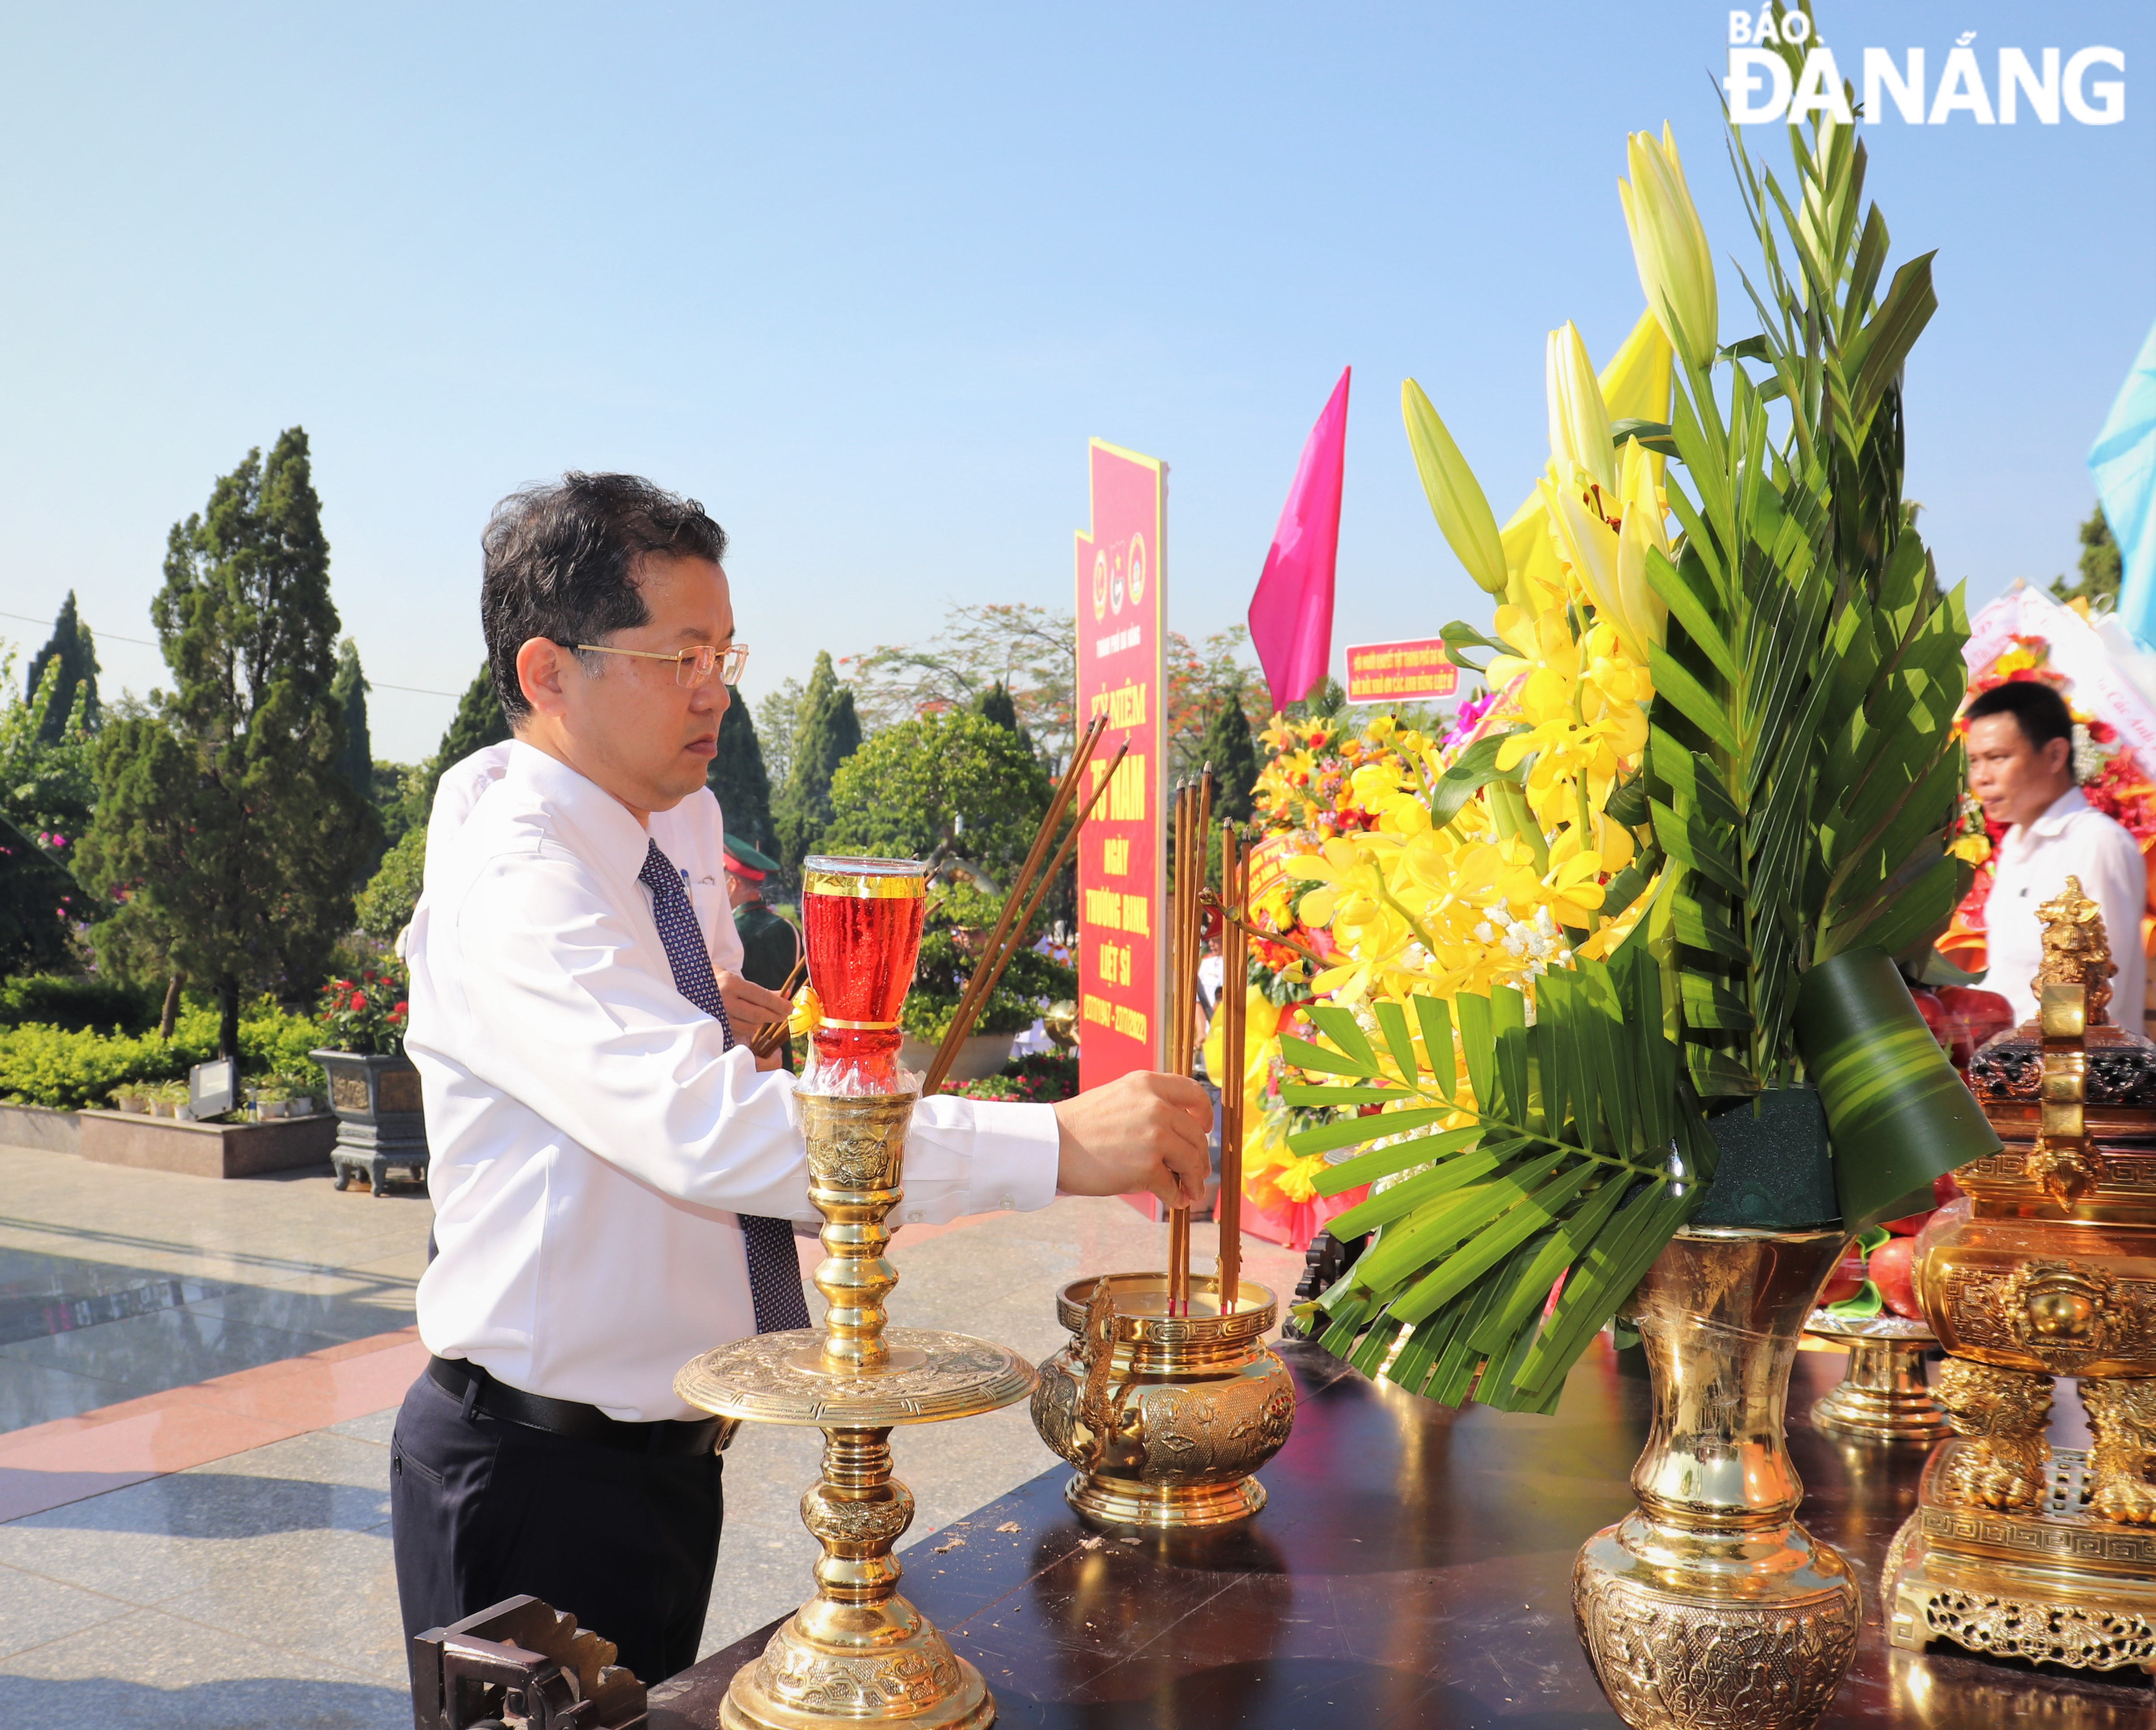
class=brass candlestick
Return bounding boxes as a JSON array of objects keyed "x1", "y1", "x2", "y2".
[
  {"x1": 677, "y1": 1091, "x2": 1034, "y2": 1730},
  {"x1": 1804, "y1": 1309, "x2": 1949, "y2": 1444}
]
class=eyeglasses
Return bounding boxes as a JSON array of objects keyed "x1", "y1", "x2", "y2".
[{"x1": 562, "y1": 641, "x2": 749, "y2": 689}]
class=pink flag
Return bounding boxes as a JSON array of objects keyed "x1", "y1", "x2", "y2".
[{"x1": 1248, "y1": 367, "x2": 1350, "y2": 712}]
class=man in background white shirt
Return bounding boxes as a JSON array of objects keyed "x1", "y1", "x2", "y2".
[
  {"x1": 1966, "y1": 679, "x2": 2147, "y2": 1030},
  {"x1": 391, "y1": 473, "x2": 1210, "y2": 1684}
]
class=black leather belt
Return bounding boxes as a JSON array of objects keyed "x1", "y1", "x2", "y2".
[{"x1": 428, "y1": 1355, "x2": 725, "y2": 1456}]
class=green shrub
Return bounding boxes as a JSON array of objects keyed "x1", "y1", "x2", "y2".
[
  {"x1": 355, "y1": 826, "x2": 425, "y2": 940},
  {"x1": 0, "y1": 975, "x2": 160, "y2": 1035},
  {"x1": 0, "y1": 998, "x2": 326, "y2": 1110}
]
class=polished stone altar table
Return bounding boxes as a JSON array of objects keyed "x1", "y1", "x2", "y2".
[{"x1": 648, "y1": 1339, "x2": 2149, "y2": 1728}]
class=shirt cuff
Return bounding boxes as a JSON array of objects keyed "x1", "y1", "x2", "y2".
[{"x1": 907, "y1": 1095, "x2": 1061, "y2": 1217}]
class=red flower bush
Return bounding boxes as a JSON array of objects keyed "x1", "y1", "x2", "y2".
[{"x1": 317, "y1": 967, "x2": 409, "y2": 1055}]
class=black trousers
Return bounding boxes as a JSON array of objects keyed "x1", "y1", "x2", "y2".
[{"x1": 389, "y1": 1369, "x2": 724, "y2": 1686}]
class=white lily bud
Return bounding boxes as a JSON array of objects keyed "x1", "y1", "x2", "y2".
[
  {"x1": 1403, "y1": 378, "x2": 1510, "y2": 596},
  {"x1": 1546, "y1": 322, "x2": 1616, "y2": 497},
  {"x1": 1618, "y1": 123, "x2": 1718, "y2": 374}
]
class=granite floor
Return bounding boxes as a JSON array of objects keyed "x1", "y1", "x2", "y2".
[{"x1": 0, "y1": 1141, "x2": 1302, "y2": 1726}]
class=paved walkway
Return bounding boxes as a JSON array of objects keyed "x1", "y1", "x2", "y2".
[{"x1": 0, "y1": 1143, "x2": 1300, "y2": 1727}]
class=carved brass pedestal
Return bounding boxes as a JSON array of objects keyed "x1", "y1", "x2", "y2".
[
  {"x1": 1805, "y1": 1309, "x2": 1949, "y2": 1444},
  {"x1": 676, "y1": 1092, "x2": 1036, "y2": 1730},
  {"x1": 1889, "y1": 877, "x2": 2156, "y2": 1677},
  {"x1": 1031, "y1": 1271, "x2": 1296, "y2": 1529}
]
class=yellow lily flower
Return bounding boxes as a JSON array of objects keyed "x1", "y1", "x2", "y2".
[{"x1": 1619, "y1": 123, "x2": 1717, "y2": 373}]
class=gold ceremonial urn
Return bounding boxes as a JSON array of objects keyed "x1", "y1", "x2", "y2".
[
  {"x1": 1573, "y1": 1225, "x2": 1862, "y2": 1730},
  {"x1": 1032, "y1": 1271, "x2": 1296, "y2": 1529},
  {"x1": 1888, "y1": 877, "x2": 2156, "y2": 1674}
]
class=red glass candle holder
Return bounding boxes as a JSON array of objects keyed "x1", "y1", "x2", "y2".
[{"x1": 801, "y1": 855, "x2": 929, "y2": 1094}]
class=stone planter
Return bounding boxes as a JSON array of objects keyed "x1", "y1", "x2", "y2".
[
  {"x1": 897, "y1": 1032, "x2": 1013, "y2": 1083},
  {"x1": 311, "y1": 1048, "x2": 429, "y2": 1197},
  {"x1": 79, "y1": 1109, "x2": 336, "y2": 1179},
  {"x1": 0, "y1": 1103, "x2": 82, "y2": 1155}
]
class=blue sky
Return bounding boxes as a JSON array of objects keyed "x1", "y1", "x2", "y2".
[{"x1": 0, "y1": 2, "x2": 2148, "y2": 761}]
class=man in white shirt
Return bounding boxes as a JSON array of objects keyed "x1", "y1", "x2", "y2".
[
  {"x1": 1966, "y1": 679, "x2": 2147, "y2": 1031},
  {"x1": 392, "y1": 473, "x2": 1209, "y2": 1684},
  {"x1": 428, "y1": 740, "x2": 745, "y2": 978}
]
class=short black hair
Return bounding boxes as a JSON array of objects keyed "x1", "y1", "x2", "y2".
[
  {"x1": 480, "y1": 473, "x2": 728, "y2": 722},
  {"x1": 1965, "y1": 679, "x2": 2073, "y2": 752}
]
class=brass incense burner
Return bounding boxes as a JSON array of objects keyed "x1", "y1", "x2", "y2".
[
  {"x1": 1888, "y1": 877, "x2": 2156, "y2": 1675},
  {"x1": 676, "y1": 858, "x2": 1036, "y2": 1730},
  {"x1": 1032, "y1": 1271, "x2": 1296, "y2": 1529}
]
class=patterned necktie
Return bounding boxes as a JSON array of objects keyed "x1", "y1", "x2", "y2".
[{"x1": 638, "y1": 838, "x2": 812, "y2": 1334}]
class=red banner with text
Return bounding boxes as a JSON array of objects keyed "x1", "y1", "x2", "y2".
[
  {"x1": 1075, "y1": 439, "x2": 1166, "y2": 1097},
  {"x1": 1344, "y1": 637, "x2": 1457, "y2": 705}
]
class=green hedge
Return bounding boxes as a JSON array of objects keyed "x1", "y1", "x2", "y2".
[
  {"x1": 0, "y1": 1000, "x2": 327, "y2": 1111},
  {"x1": 0, "y1": 975, "x2": 161, "y2": 1035}
]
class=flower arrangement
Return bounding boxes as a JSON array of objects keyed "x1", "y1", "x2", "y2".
[
  {"x1": 316, "y1": 966, "x2": 409, "y2": 1056},
  {"x1": 1272, "y1": 113, "x2": 1997, "y2": 1411}
]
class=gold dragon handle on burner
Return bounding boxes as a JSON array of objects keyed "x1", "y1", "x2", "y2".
[{"x1": 2028, "y1": 876, "x2": 2108, "y2": 1206}]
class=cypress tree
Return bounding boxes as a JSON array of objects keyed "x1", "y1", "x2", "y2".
[
  {"x1": 330, "y1": 639, "x2": 373, "y2": 803},
  {"x1": 707, "y1": 685, "x2": 775, "y2": 854},
  {"x1": 1200, "y1": 682, "x2": 1260, "y2": 822},
  {"x1": 2051, "y1": 504, "x2": 2124, "y2": 609},
  {"x1": 976, "y1": 679, "x2": 1034, "y2": 757},
  {"x1": 773, "y1": 652, "x2": 863, "y2": 872},
  {"x1": 25, "y1": 591, "x2": 100, "y2": 744},
  {"x1": 76, "y1": 429, "x2": 379, "y2": 1059}
]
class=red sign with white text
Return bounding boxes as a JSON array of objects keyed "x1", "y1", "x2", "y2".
[
  {"x1": 1344, "y1": 637, "x2": 1458, "y2": 705},
  {"x1": 1075, "y1": 439, "x2": 1166, "y2": 1095}
]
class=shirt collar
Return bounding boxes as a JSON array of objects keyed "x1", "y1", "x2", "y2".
[
  {"x1": 504, "y1": 740, "x2": 654, "y2": 885},
  {"x1": 2021, "y1": 786, "x2": 2090, "y2": 841}
]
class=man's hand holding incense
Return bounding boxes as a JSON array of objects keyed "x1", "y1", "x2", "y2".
[
  {"x1": 717, "y1": 969, "x2": 794, "y2": 1038},
  {"x1": 1053, "y1": 1073, "x2": 1213, "y2": 1210}
]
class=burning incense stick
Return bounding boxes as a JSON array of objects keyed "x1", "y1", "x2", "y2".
[
  {"x1": 920, "y1": 731, "x2": 1127, "y2": 1097},
  {"x1": 1218, "y1": 826, "x2": 1247, "y2": 1314},
  {"x1": 920, "y1": 716, "x2": 1106, "y2": 1094},
  {"x1": 747, "y1": 954, "x2": 808, "y2": 1059},
  {"x1": 1163, "y1": 771, "x2": 1213, "y2": 1317}
]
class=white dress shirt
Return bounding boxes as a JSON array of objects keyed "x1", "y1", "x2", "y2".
[
  {"x1": 1983, "y1": 786, "x2": 2148, "y2": 1032},
  {"x1": 406, "y1": 742, "x2": 1060, "y2": 1421},
  {"x1": 428, "y1": 742, "x2": 743, "y2": 975}
]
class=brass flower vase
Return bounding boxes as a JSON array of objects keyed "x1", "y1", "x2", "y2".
[
  {"x1": 1573, "y1": 1226, "x2": 1861, "y2": 1730},
  {"x1": 1031, "y1": 1271, "x2": 1296, "y2": 1528}
]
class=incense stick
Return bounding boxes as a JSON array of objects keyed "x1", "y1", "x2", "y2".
[
  {"x1": 747, "y1": 955, "x2": 808, "y2": 1058},
  {"x1": 923, "y1": 714, "x2": 1104, "y2": 1087},
  {"x1": 921, "y1": 716, "x2": 1106, "y2": 1095},
  {"x1": 1163, "y1": 783, "x2": 1185, "y2": 1315},
  {"x1": 1218, "y1": 826, "x2": 1246, "y2": 1314},
  {"x1": 921, "y1": 733, "x2": 1128, "y2": 1097}
]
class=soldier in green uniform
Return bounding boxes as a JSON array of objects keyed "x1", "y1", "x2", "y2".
[{"x1": 724, "y1": 834, "x2": 802, "y2": 1069}]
